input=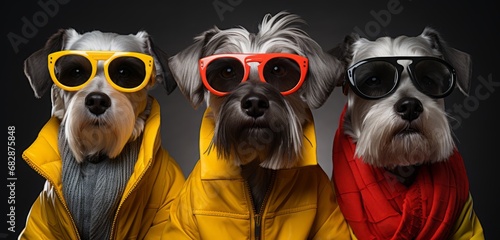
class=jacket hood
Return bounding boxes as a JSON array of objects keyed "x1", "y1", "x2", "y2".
[{"x1": 199, "y1": 107, "x2": 318, "y2": 180}]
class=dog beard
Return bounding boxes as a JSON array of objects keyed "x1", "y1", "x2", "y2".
[
  {"x1": 63, "y1": 91, "x2": 138, "y2": 163},
  {"x1": 211, "y1": 87, "x2": 304, "y2": 170},
  {"x1": 351, "y1": 100, "x2": 455, "y2": 168}
]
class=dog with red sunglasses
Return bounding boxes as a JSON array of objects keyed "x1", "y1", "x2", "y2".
[
  {"x1": 20, "y1": 29, "x2": 185, "y2": 239},
  {"x1": 164, "y1": 12, "x2": 351, "y2": 239}
]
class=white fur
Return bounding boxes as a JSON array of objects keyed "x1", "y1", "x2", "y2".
[
  {"x1": 52, "y1": 30, "x2": 153, "y2": 162},
  {"x1": 345, "y1": 34, "x2": 456, "y2": 168}
]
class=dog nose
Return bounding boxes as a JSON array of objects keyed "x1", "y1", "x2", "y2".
[
  {"x1": 394, "y1": 97, "x2": 423, "y2": 121},
  {"x1": 85, "y1": 92, "x2": 111, "y2": 116},
  {"x1": 241, "y1": 93, "x2": 269, "y2": 118}
]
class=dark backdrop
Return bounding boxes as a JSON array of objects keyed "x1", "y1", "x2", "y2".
[{"x1": 3, "y1": 1, "x2": 499, "y2": 239}]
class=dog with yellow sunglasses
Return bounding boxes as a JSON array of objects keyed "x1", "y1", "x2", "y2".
[{"x1": 20, "y1": 28, "x2": 184, "y2": 239}]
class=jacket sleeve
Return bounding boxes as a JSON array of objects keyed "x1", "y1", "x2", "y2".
[
  {"x1": 161, "y1": 162, "x2": 202, "y2": 240},
  {"x1": 143, "y1": 149, "x2": 186, "y2": 239},
  {"x1": 449, "y1": 193, "x2": 484, "y2": 240},
  {"x1": 310, "y1": 166, "x2": 352, "y2": 239},
  {"x1": 18, "y1": 181, "x2": 79, "y2": 240}
]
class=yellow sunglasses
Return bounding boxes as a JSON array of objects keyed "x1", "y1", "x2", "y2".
[{"x1": 48, "y1": 50, "x2": 155, "y2": 92}]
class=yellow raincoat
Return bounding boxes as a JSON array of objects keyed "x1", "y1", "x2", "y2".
[
  {"x1": 19, "y1": 98, "x2": 185, "y2": 239},
  {"x1": 165, "y1": 109, "x2": 351, "y2": 239}
]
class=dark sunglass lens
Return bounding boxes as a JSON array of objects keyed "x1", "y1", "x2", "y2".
[
  {"x1": 206, "y1": 57, "x2": 244, "y2": 93},
  {"x1": 263, "y1": 57, "x2": 301, "y2": 92},
  {"x1": 414, "y1": 60, "x2": 453, "y2": 97},
  {"x1": 108, "y1": 57, "x2": 146, "y2": 89},
  {"x1": 353, "y1": 61, "x2": 397, "y2": 98},
  {"x1": 55, "y1": 55, "x2": 92, "y2": 87}
]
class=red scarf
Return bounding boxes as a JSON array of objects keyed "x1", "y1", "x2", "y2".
[{"x1": 332, "y1": 105, "x2": 469, "y2": 240}]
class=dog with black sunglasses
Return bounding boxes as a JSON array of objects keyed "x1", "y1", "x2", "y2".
[
  {"x1": 164, "y1": 12, "x2": 351, "y2": 239},
  {"x1": 330, "y1": 27, "x2": 484, "y2": 239},
  {"x1": 20, "y1": 28, "x2": 185, "y2": 239}
]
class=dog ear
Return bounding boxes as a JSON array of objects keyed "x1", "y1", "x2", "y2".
[
  {"x1": 138, "y1": 32, "x2": 177, "y2": 95},
  {"x1": 24, "y1": 28, "x2": 72, "y2": 98},
  {"x1": 300, "y1": 43, "x2": 345, "y2": 109},
  {"x1": 421, "y1": 27, "x2": 472, "y2": 96},
  {"x1": 328, "y1": 33, "x2": 360, "y2": 87},
  {"x1": 169, "y1": 28, "x2": 219, "y2": 108}
]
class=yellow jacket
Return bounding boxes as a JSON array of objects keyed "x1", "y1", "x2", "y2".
[
  {"x1": 165, "y1": 109, "x2": 351, "y2": 239},
  {"x1": 19, "y1": 98, "x2": 185, "y2": 240}
]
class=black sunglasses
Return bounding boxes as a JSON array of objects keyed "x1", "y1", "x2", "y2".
[{"x1": 346, "y1": 56, "x2": 456, "y2": 99}]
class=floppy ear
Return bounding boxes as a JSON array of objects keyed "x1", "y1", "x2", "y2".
[
  {"x1": 301, "y1": 49, "x2": 343, "y2": 109},
  {"x1": 138, "y1": 32, "x2": 177, "y2": 94},
  {"x1": 421, "y1": 27, "x2": 472, "y2": 96},
  {"x1": 168, "y1": 28, "x2": 218, "y2": 108},
  {"x1": 297, "y1": 37, "x2": 345, "y2": 109},
  {"x1": 24, "y1": 28, "x2": 71, "y2": 98},
  {"x1": 328, "y1": 33, "x2": 360, "y2": 88}
]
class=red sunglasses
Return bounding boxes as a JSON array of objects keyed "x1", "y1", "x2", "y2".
[{"x1": 199, "y1": 53, "x2": 308, "y2": 96}]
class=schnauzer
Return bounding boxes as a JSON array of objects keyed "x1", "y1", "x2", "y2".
[
  {"x1": 165, "y1": 12, "x2": 351, "y2": 239},
  {"x1": 21, "y1": 28, "x2": 185, "y2": 240},
  {"x1": 330, "y1": 27, "x2": 484, "y2": 239}
]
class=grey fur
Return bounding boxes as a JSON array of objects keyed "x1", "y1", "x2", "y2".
[
  {"x1": 24, "y1": 29, "x2": 169, "y2": 162},
  {"x1": 330, "y1": 27, "x2": 472, "y2": 168},
  {"x1": 171, "y1": 12, "x2": 343, "y2": 169},
  {"x1": 420, "y1": 27, "x2": 472, "y2": 95},
  {"x1": 23, "y1": 29, "x2": 166, "y2": 238},
  {"x1": 169, "y1": 11, "x2": 343, "y2": 109},
  {"x1": 24, "y1": 28, "x2": 176, "y2": 98}
]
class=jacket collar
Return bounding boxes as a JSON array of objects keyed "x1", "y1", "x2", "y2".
[
  {"x1": 199, "y1": 108, "x2": 318, "y2": 180},
  {"x1": 22, "y1": 97, "x2": 162, "y2": 192}
]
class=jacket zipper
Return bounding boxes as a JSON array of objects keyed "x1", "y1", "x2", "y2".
[
  {"x1": 245, "y1": 170, "x2": 276, "y2": 240},
  {"x1": 23, "y1": 155, "x2": 82, "y2": 240}
]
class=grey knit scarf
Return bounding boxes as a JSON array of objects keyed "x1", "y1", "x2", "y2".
[{"x1": 60, "y1": 128, "x2": 141, "y2": 240}]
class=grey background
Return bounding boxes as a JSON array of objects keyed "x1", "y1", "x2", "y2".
[{"x1": 3, "y1": 0, "x2": 499, "y2": 239}]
